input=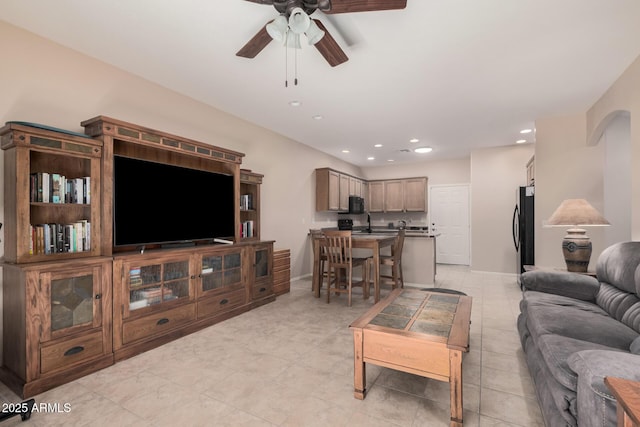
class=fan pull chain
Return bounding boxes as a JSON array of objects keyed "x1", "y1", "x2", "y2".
[
  {"x1": 294, "y1": 44, "x2": 298, "y2": 86},
  {"x1": 285, "y1": 33, "x2": 289, "y2": 87}
]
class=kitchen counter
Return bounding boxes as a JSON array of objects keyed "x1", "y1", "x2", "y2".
[{"x1": 314, "y1": 227, "x2": 437, "y2": 285}]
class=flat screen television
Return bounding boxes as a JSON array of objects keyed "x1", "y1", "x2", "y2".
[{"x1": 113, "y1": 155, "x2": 235, "y2": 247}]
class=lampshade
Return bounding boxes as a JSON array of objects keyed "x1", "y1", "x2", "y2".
[
  {"x1": 547, "y1": 199, "x2": 610, "y2": 226},
  {"x1": 305, "y1": 19, "x2": 325, "y2": 45},
  {"x1": 288, "y1": 7, "x2": 311, "y2": 34},
  {"x1": 266, "y1": 15, "x2": 288, "y2": 42},
  {"x1": 546, "y1": 198, "x2": 609, "y2": 273}
]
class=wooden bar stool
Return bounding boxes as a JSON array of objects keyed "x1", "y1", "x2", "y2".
[
  {"x1": 323, "y1": 230, "x2": 371, "y2": 307},
  {"x1": 379, "y1": 229, "x2": 405, "y2": 290}
]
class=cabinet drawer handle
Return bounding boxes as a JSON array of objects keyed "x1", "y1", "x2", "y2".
[
  {"x1": 64, "y1": 346, "x2": 85, "y2": 357},
  {"x1": 220, "y1": 299, "x2": 229, "y2": 305},
  {"x1": 259, "y1": 287, "x2": 266, "y2": 292},
  {"x1": 156, "y1": 318, "x2": 170, "y2": 326},
  {"x1": 95, "y1": 293, "x2": 102, "y2": 300}
]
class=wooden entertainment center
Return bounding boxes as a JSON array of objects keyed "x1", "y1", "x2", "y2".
[{"x1": 1, "y1": 117, "x2": 276, "y2": 398}]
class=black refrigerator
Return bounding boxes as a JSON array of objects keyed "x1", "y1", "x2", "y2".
[{"x1": 513, "y1": 186, "x2": 535, "y2": 275}]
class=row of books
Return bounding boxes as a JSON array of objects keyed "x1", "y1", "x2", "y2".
[
  {"x1": 240, "y1": 220, "x2": 254, "y2": 238},
  {"x1": 30, "y1": 172, "x2": 90, "y2": 204},
  {"x1": 240, "y1": 193, "x2": 254, "y2": 211},
  {"x1": 29, "y1": 221, "x2": 91, "y2": 255}
]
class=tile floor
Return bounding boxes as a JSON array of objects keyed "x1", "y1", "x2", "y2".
[{"x1": 0, "y1": 265, "x2": 544, "y2": 426}]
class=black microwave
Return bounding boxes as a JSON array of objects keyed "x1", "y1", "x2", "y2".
[{"x1": 348, "y1": 196, "x2": 365, "y2": 214}]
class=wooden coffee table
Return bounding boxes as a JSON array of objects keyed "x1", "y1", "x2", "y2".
[{"x1": 350, "y1": 288, "x2": 472, "y2": 426}]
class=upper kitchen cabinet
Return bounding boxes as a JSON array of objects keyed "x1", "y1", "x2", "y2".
[
  {"x1": 369, "y1": 177, "x2": 428, "y2": 213},
  {"x1": 403, "y1": 177, "x2": 428, "y2": 212},
  {"x1": 368, "y1": 182, "x2": 385, "y2": 212},
  {"x1": 315, "y1": 168, "x2": 365, "y2": 212}
]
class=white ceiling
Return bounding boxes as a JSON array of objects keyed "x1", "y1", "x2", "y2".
[{"x1": 2, "y1": 0, "x2": 640, "y2": 166}]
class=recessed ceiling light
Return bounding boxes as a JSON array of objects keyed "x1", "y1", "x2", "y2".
[
  {"x1": 387, "y1": 159, "x2": 395, "y2": 162},
  {"x1": 516, "y1": 139, "x2": 527, "y2": 144},
  {"x1": 367, "y1": 157, "x2": 375, "y2": 160},
  {"x1": 312, "y1": 115, "x2": 323, "y2": 120},
  {"x1": 520, "y1": 129, "x2": 533, "y2": 134},
  {"x1": 288, "y1": 100, "x2": 301, "y2": 107},
  {"x1": 342, "y1": 149, "x2": 350, "y2": 153},
  {"x1": 374, "y1": 144, "x2": 383, "y2": 148},
  {"x1": 410, "y1": 138, "x2": 419, "y2": 143},
  {"x1": 414, "y1": 147, "x2": 433, "y2": 154}
]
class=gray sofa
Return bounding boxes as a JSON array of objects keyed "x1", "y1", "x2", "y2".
[{"x1": 517, "y1": 241, "x2": 640, "y2": 427}]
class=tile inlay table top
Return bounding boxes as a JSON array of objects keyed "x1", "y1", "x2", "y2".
[{"x1": 350, "y1": 288, "x2": 473, "y2": 426}]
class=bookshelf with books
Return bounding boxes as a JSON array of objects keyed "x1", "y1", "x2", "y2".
[
  {"x1": 1, "y1": 122, "x2": 102, "y2": 263},
  {"x1": 240, "y1": 170, "x2": 262, "y2": 241}
]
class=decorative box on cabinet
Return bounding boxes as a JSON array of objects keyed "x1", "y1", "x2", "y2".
[
  {"x1": 1, "y1": 122, "x2": 103, "y2": 264},
  {"x1": 0, "y1": 257, "x2": 113, "y2": 398},
  {"x1": 273, "y1": 249, "x2": 291, "y2": 296}
]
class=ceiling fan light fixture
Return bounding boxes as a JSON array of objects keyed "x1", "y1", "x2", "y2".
[
  {"x1": 285, "y1": 32, "x2": 302, "y2": 49},
  {"x1": 305, "y1": 19, "x2": 325, "y2": 45},
  {"x1": 289, "y1": 7, "x2": 311, "y2": 34},
  {"x1": 266, "y1": 15, "x2": 288, "y2": 42}
]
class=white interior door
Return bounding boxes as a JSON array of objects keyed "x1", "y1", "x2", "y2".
[{"x1": 429, "y1": 184, "x2": 470, "y2": 265}]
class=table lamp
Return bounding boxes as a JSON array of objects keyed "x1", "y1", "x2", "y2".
[{"x1": 546, "y1": 199, "x2": 610, "y2": 272}]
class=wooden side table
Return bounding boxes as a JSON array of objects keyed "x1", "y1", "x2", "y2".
[{"x1": 605, "y1": 376, "x2": 640, "y2": 426}]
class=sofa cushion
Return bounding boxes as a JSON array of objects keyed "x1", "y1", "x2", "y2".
[
  {"x1": 622, "y1": 301, "x2": 640, "y2": 334},
  {"x1": 536, "y1": 334, "x2": 625, "y2": 391},
  {"x1": 526, "y1": 303, "x2": 637, "y2": 350},
  {"x1": 521, "y1": 291, "x2": 607, "y2": 315},
  {"x1": 630, "y1": 335, "x2": 640, "y2": 354},
  {"x1": 596, "y1": 241, "x2": 640, "y2": 294},
  {"x1": 596, "y1": 282, "x2": 640, "y2": 324}
]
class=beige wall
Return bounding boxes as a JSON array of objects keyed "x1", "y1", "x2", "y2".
[
  {"x1": 586, "y1": 55, "x2": 640, "y2": 241},
  {"x1": 0, "y1": 21, "x2": 362, "y2": 280},
  {"x1": 534, "y1": 114, "x2": 607, "y2": 269},
  {"x1": 470, "y1": 144, "x2": 535, "y2": 273}
]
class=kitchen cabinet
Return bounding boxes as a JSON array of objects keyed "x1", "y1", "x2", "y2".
[
  {"x1": 339, "y1": 173, "x2": 350, "y2": 211},
  {"x1": 315, "y1": 168, "x2": 366, "y2": 212},
  {"x1": 403, "y1": 178, "x2": 428, "y2": 212},
  {"x1": 384, "y1": 180, "x2": 405, "y2": 212},
  {"x1": 369, "y1": 177, "x2": 428, "y2": 213},
  {"x1": 368, "y1": 181, "x2": 385, "y2": 212}
]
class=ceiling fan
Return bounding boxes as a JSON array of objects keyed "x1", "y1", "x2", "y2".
[{"x1": 237, "y1": 0, "x2": 407, "y2": 67}]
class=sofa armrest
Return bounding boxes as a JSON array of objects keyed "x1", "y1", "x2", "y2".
[
  {"x1": 520, "y1": 270, "x2": 599, "y2": 301},
  {"x1": 568, "y1": 350, "x2": 640, "y2": 427}
]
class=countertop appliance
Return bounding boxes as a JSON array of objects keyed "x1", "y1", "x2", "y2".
[
  {"x1": 513, "y1": 186, "x2": 535, "y2": 275},
  {"x1": 338, "y1": 218, "x2": 353, "y2": 230}
]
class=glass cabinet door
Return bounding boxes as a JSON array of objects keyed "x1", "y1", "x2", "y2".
[
  {"x1": 255, "y1": 247, "x2": 270, "y2": 280},
  {"x1": 199, "y1": 250, "x2": 242, "y2": 296},
  {"x1": 44, "y1": 265, "x2": 103, "y2": 341},
  {"x1": 51, "y1": 274, "x2": 94, "y2": 332},
  {"x1": 128, "y1": 260, "x2": 190, "y2": 312}
]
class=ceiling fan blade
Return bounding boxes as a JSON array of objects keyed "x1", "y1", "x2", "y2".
[
  {"x1": 312, "y1": 20, "x2": 348, "y2": 67},
  {"x1": 236, "y1": 23, "x2": 273, "y2": 59},
  {"x1": 243, "y1": 0, "x2": 275, "y2": 4},
  {"x1": 324, "y1": 0, "x2": 407, "y2": 14}
]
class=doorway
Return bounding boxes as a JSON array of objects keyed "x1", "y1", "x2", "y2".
[{"x1": 429, "y1": 184, "x2": 470, "y2": 265}]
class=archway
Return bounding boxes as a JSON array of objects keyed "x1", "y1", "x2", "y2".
[{"x1": 591, "y1": 110, "x2": 632, "y2": 246}]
